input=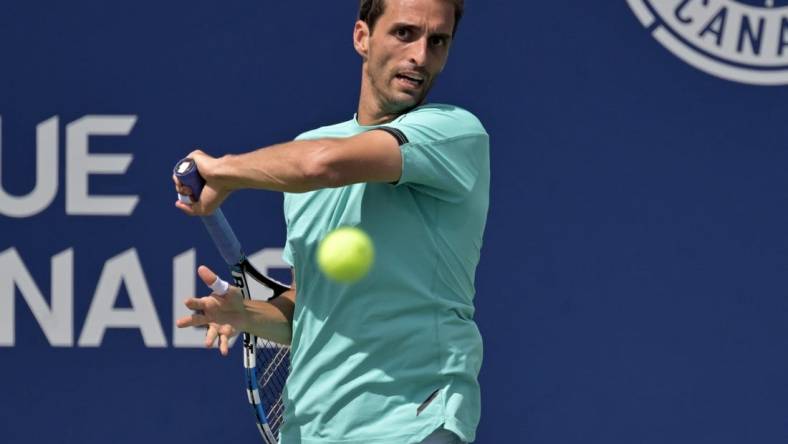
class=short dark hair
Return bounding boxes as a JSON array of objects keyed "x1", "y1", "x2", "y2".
[{"x1": 358, "y1": 0, "x2": 464, "y2": 36}]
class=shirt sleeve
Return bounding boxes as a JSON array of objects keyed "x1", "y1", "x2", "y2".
[{"x1": 384, "y1": 104, "x2": 489, "y2": 202}]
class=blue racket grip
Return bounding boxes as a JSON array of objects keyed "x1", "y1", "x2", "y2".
[
  {"x1": 201, "y1": 210, "x2": 244, "y2": 265},
  {"x1": 173, "y1": 158, "x2": 244, "y2": 265}
]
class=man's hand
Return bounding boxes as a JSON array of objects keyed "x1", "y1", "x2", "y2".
[
  {"x1": 173, "y1": 149, "x2": 232, "y2": 216},
  {"x1": 176, "y1": 265, "x2": 248, "y2": 356}
]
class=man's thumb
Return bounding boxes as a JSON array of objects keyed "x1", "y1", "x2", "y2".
[{"x1": 197, "y1": 265, "x2": 229, "y2": 295}]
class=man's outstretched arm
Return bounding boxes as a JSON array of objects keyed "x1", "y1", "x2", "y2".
[{"x1": 174, "y1": 129, "x2": 402, "y2": 216}]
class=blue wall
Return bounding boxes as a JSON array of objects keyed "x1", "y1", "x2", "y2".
[{"x1": 2, "y1": 1, "x2": 788, "y2": 442}]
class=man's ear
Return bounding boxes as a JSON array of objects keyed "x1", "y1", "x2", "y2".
[{"x1": 353, "y1": 20, "x2": 370, "y2": 59}]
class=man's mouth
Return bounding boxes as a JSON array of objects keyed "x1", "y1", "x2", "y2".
[{"x1": 395, "y1": 73, "x2": 425, "y2": 88}]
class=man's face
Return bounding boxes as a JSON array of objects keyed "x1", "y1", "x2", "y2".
[{"x1": 359, "y1": 0, "x2": 455, "y2": 114}]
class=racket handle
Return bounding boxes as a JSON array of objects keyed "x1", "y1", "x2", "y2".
[
  {"x1": 201, "y1": 210, "x2": 244, "y2": 265},
  {"x1": 174, "y1": 157, "x2": 244, "y2": 265}
]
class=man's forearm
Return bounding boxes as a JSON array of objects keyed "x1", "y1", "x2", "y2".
[
  {"x1": 215, "y1": 139, "x2": 341, "y2": 193},
  {"x1": 207, "y1": 130, "x2": 402, "y2": 194}
]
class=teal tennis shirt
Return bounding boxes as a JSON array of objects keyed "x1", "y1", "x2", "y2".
[{"x1": 280, "y1": 104, "x2": 490, "y2": 444}]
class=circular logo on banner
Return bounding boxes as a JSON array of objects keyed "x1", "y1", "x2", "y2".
[{"x1": 626, "y1": 0, "x2": 788, "y2": 85}]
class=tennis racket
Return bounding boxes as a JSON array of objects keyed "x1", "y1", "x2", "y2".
[{"x1": 174, "y1": 157, "x2": 290, "y2": 443}]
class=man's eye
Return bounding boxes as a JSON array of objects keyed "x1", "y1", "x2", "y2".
[
  {"x1": 395, "y1": 28, "x2": 411, "y2": 39},
  {"x1": 429, "y1": 36, "x2": 445, "y2": 47}
]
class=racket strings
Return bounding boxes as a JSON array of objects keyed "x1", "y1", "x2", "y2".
[
  {"x1": 259, "y1": 344, "x2": 289, "y2": 387},
  {"x1": 268, "y1": 398, "x2": 286, "y2": 432},
  {"x1": 255, "y1": 339, "x2": 290, "y2": 438}
]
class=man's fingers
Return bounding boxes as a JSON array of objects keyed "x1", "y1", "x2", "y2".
[
  {"x1": 176, "y1": 311, "x2": 208, "y2": 328},
  {"x1": 218, "y1": 324, "x2": 234, "y2": 356},
  {"x1": 172, "y1": 174, "x2": 193, "y2": 195},
  {"x1": 219, "y1": 334, "x2": 229, "y2": 356},
  {"x1": 175, "y1": 316, "x2": 192, "y2": 328},
  {"x1": 175, "y1": 199, "x2": 197, "y2": 215},
  {"x1": 188, "y1": 149, "x2": 207, "y2": 163},
  {"x1": 218, "y1": 324, "x2": 234, "y2": 337},
  {"x1": 198, "y1": 266, "x2": 230, "y2": 295},
  {"x1": 197, "y1": 266, "x2": 219, "y2": 288},
  {"x1": 184, "y1": 298, "x2": 207, "y2": 311},
  {"x1": 205, "y1": 325, "x2": 219, "y2": 348},
  {"x1": 173, "y1": 173, "x2": 196, "y2": 214}
]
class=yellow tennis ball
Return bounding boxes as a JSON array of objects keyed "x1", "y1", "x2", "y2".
[{"x1": 317, "y1": 227, "x2": 375, "y2": 283}]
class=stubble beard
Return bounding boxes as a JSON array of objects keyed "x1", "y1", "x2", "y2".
[{"x1": 366, "y1": 63, "x2": 433, "y2": 117}]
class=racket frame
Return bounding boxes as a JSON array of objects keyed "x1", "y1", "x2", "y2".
[
  {"x1": 174, "y1": 157, "x2": 290, "y2": 444},
  {"x1": 232, "y1": 261, "x2": 282, "y2": 443}
]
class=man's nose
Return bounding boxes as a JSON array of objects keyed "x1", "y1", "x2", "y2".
[{"x1": 408, "y1": 37, "x2": 429, "y2": 67}]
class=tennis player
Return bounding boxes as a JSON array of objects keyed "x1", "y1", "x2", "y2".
[{"x1": 175, "y1": 1, "x2": 488, "y2": 443}]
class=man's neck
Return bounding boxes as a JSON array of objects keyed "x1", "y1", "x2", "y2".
[
  {"x1": 356, "y1": 69, "x2": 418, "y2": 126},
  {"x1": 356, "y1": 87, "x2": 398, "y2": 126}
]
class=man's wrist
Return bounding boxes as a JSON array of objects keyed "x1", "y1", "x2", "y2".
[
  {"x1": 212, "y1": 154, "x2": 240, "y2": 193},
  {"x1": 239, "y1": 298, "x2": 255, "y2": 333}
]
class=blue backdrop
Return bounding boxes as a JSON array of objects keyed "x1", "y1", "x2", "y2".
[{"x1": 2, "y1": 1, "x2": 788, "y2": 443}]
